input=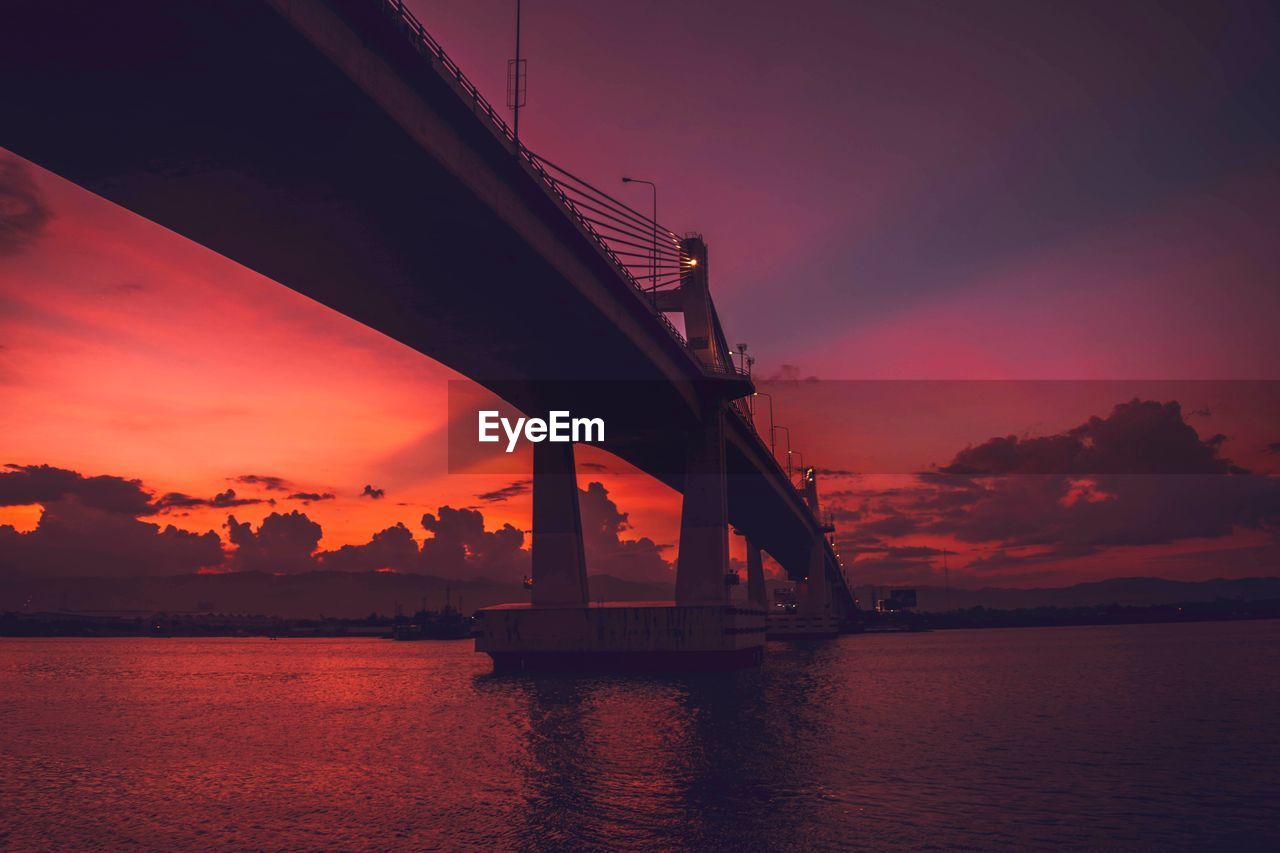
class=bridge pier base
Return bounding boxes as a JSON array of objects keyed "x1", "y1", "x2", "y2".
[
  {"x1": 475, "y1": 427, "x2": 765, "y2": 671},
  {"x1": 746, "y1": 538, "x2": 767, "y2": 609},
  {"x1": 766, "y1": 536, "x2": 840, "y2": 640}
]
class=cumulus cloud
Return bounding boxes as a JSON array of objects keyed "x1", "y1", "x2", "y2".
[
  {"x1": 0, "y1": 463, "x2": 679, "y2": 586},
  {"x1": 0, "y1": 497, "x2": 223, "y2": 577},
  {"x1": 578, "y1": 482, "x2": 672, "y2": 583},
  {"x1": 832, "y1": 400, "x2": 1280, "y2": 585},
  {"x1": 225, "y1": 511, "x2": 322, "y2": 574},
  {"x1": 319, "y1": 522, "x2": 420, "y2": 573},
  {"x1": 361, "y1": 484, "x2": 386, "y2": 500},
  {"x1": 420, "y1": 506, "x2": 527, "y2": 581},
  {"x1": 0, "y1": 463, "x2": 154, "y2": 516},
  {"x1": 0, "y1": 157, "x2": 52, "y2": 255},
  {"x1": 940, "y1": 399, "x2": 1243, "y2": 475}
]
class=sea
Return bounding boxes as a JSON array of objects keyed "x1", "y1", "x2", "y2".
[{"x1": 1, "y1": 621, "x2": 1277, "y2": 850}]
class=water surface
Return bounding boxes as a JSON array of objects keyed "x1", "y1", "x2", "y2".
[{"x1": 2, "y1": 622, "x2": 1277, "y2": 849}]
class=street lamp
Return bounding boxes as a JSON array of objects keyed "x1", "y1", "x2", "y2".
[
  {"x1": 736, "y1": 342, "x2": 748, "y2": 374},
  {"x1": 508, "y1": 0, "x2": 526, "y2": 146},
  {"x1": 773, "y1": 425, "x2": 791, "y2": 479},
  {"x1": 621, "y1": 177, "x2": 658, "y2": 295},
  {"x1": 754, "y1": 391, "x2": 775, "y2": 454}
]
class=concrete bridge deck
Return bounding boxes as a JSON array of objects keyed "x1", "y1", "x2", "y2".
[{"x1": 1, "y1": 0, "x2": 853, "y2": 617}]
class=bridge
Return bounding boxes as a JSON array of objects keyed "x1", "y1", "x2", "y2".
[{"x1": 2, "y1": 0, "x2": 857, "y2": 667}]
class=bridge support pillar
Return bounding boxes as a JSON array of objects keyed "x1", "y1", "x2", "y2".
[
  {"x1": 800, "y1": 536, "x2": 833, "y2": 617},
  {"x1": 675, "y1": 408, "x2": 730, "y2": 605},
  {"x1": 531, "y1": 440, "x2": 589, "y2": 606},
  {"x1": 746, "y1": 539, "x2": 767, "y2": 609}
]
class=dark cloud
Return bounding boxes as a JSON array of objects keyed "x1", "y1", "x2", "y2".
[
  {"x1": 0, "y1": 157, "x2": 52, "y2": 255},
  {"x1": 320, "y1": 522, "x2": 420, "y2": 573},
  {"x1": 0, "y1": 497, "x2": 223, "y2": 577},
  {"x1": 155, "y1": 488, "x2": 271, "y2": 512},
  {"x1": 578, "y1": 482, "x2": 672, "y2": 583},
  {"x1": 1267, "y1": 442, "x2": 1280, "y2": 455},
  {"x1": 0, "y1": 464, "x2": 679, "y2": 586},
  {"x1": 361, "y1": 484, "x2": 386, "y2": 500},
  {"x1": 0, "y1": 463, "x2": 153, "y2": 516},
  {"x1": 233, "y1": 474, "x2": 292, "y2": 492},
  {"x1": 288, "y1": 491, "x2": 335, "y2": 504},
  {"x1": 828, "y1": 506, "x2": 862, "y2": 523},
  {"x1": 759, "y1": 364, "x2": 819, "y2": 383},
  {"x1": 940, "y1": 399, "x2": 1242, "y2": 475},
  {"x1": 420, "y1": 506, "x2": 527, "y2": 581},
  {"x1": 225, "y1": 511, "x2": 322, "y2": 574},
  {"x1": 828, "y1": 401, "x2": 1280, "y2": 585},
  {"x1": 475, "y1": 479, "x2": 531, "y2": 503},
  {"x1": 860, "y1": 511, "x2": 918, "y2": 538}
]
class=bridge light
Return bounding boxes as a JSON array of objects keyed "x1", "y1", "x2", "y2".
[{"x1": 686, "y1": 257, "x2": 698, "y2": 267}]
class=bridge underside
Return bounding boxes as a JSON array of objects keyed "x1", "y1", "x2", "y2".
[{"x1": 1, "y1": 0, "x2": 833, "y2": 581}]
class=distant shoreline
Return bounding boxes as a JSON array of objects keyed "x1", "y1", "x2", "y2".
[{"x1": 4, "y1": 598, "x2": 1277, "y2": 638}]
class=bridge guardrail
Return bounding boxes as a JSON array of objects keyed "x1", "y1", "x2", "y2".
[
  {"x1": 375, "y1": 1, "x2": 854, "y2": 607},
  {"x1": 377, "y1": 0, "x2": 690, "y2": 350}
]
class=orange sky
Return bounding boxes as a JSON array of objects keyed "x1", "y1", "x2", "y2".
[
  {"x1": 3, "y1": 153, "x2": 1279, "y2": 588},
  {"x1": 3, "y1": 2, "x2": 1279, "y2": 589},
  {"x1": 0, "y1": 158, "x2": 684, "y2": 556}
]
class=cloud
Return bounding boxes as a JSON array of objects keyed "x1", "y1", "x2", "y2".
[
  {"x1": 420, "y1": 506, "x2": 527, "y2": 581},
  {"x1": 361, "y1": 484, "x2": 386, "y2": 500},
  {"x1": 319, "y1": 522, "x2": 420, "y2": 573},
  {"x1": 225, "y1": 511, "x2": 322, "y2": 574},
  {"x1": 0, "y1": 463, "x2": 153, "y2": 516},
  {"x1": 940, "y1": 399, "x2": 1242, "y2": 475},
  {"x1": 233, "y1": 474, "x2": 292, "y2": 492},
  {"x1": 475, "y1": 479, "x2": 531, "y2": 503},
  {"x1": 758, "y1": 364, "x2": 819, "y2": 383},
  {"x1": 828, "y1": 400, "x2": 1280, "y2": 585},
  {"x1": 288, "y1": 491, "x2": 335, "y2": 504},
  {"x1": 0, "y1": 496, "x2": 223, "y2": 577},
  {"x1": 0, "y1": 157, "x2": 52, "y2": 255},
  {"x1": 155, "y1": 488, "x2": 271, "y2": 512},
  {"x1": 578, "y1": 482, "x2": 673, "y2": 583}
]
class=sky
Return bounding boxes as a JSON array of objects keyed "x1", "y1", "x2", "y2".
[{"x1": 2, "y1": 0, "x2": 1278, "y2": 590}]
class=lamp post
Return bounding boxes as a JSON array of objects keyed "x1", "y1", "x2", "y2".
[
  {"x1": 621, "y1": 177, "x2": 657, "y2": 295},
  {"x1": 509, "y1": 0, "x2": 525, "y2": 146},
  {"x1": 792, "y1": 451, "x2": 805, "y2": 485},
  {"x1": 755, "y1": 392, "x2": 775, "y2": 454},
  {"x1": 773, "y1": 425, "x2": 791, "y2": 479}
]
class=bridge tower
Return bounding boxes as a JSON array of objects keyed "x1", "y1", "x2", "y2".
[{"x1": 673, "y1": 235, "x2": 730, "y2": 371}]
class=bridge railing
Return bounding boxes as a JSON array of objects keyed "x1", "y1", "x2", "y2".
[
  {"x1": 377, "y1": 0, "x2": 693, "y2": 352},
  {"x1": 373, "y1": 2, "x2": 855, "y2": 609}
]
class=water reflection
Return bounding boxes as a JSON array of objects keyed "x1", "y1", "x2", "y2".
[{"x1": 1, "y1": 624, "x2": 1275, "y2": 849}]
